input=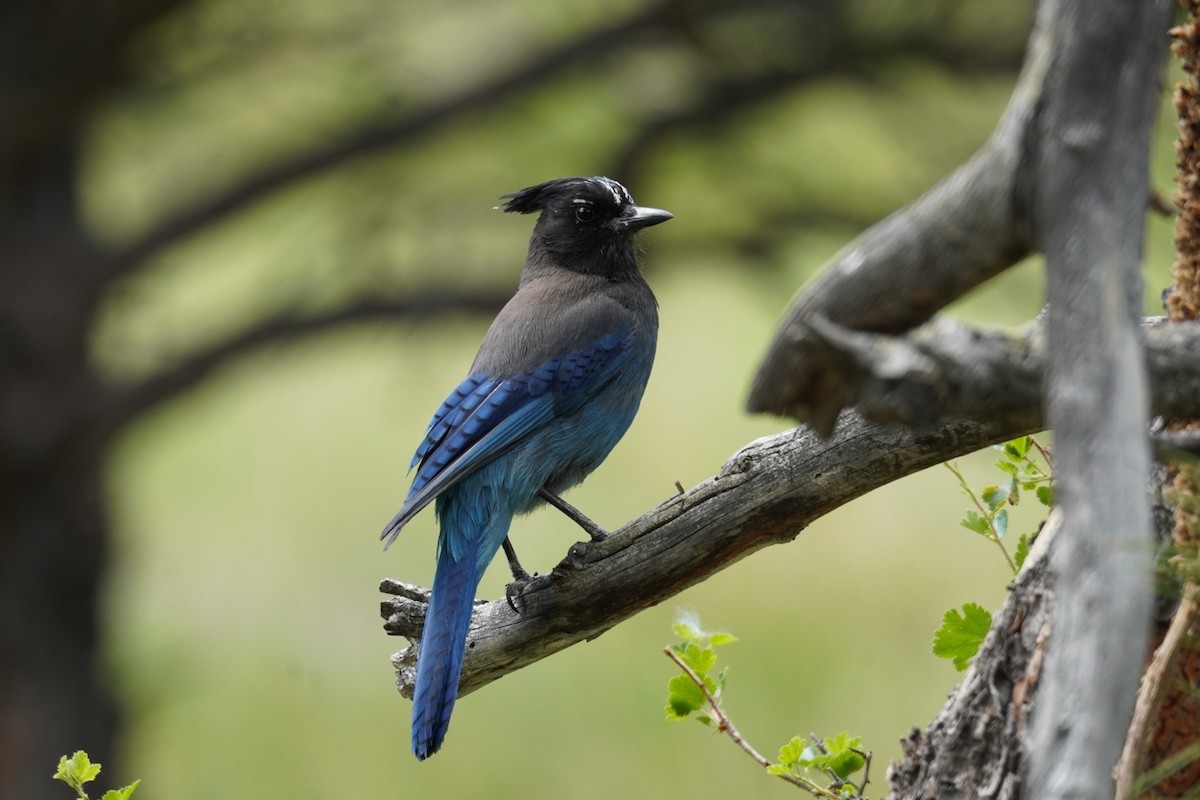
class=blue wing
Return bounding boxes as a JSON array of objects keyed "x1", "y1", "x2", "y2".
[{"x1": 380, "y1": 329, "x2": 630, "y2": 548}]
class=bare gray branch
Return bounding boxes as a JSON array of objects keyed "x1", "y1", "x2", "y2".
[{"x1": 382, "y1": 412, "x2": 1039, "y2": 699}]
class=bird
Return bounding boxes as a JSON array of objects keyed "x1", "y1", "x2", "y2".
[{"x1": 380, "y1": 176, "x2": 672, "y2": 760}]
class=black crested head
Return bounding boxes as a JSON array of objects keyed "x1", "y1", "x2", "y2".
[{"x1": 499, "y1": 176, "x2": 671, "y2": 277}]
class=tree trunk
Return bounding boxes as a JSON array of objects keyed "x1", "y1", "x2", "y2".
[{"x1": 0, "y1": 128, "x2": 116, "y2": 799}]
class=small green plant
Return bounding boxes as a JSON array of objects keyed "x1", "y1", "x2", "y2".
[
  {"x1": 944, "y1": 435, "x2": 1053, "y2": 575},
  {"x1": 664, "y1": 615, "x2": 872, "y2": 798},
  {"x1": 934, "y1": 436, "x2": 1053, "y2": 671},
  {"x1": 664, "y1": 615, "x2": 736, "y2": 725},
  {"x1": 53, "y1": 751, "x2": 140, "y2": 800},
  {"x1": 768, "y1": 732, "x2": 869, "y2": 797}
]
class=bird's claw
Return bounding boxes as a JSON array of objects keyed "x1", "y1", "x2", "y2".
[{"x1": 505, "y1": 573, "x2": 534, "y2": 614}]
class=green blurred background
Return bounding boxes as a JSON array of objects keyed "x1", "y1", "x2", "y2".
[{"x1": 66, "y1": 0, "x2": 1178, "y2": 795}]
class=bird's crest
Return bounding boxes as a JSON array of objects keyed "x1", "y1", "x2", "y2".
[{"x1": 499, "y1": 176, "x2": 632, "y2": 214}]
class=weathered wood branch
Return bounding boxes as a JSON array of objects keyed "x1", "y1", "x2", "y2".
[
  {"x1": 745, "y1": 3, "x2": 1049, "y2": 432},
  {"x1": 381, "y1": 411, "x2": 1039, "y2": 700},
  {"x1": 795, "y1": 317, "x2": 1200, "y2": 432}
]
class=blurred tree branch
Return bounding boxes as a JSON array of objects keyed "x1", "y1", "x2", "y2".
[
  {"x1": 103, "y1": 0, "x2": 1029, "y2": 286},
  {"x1": 101, "y1": 0, "x2": 776, "y2": 281},
  {"x1": 97, "y1": 287, "x2": 509, "y2": 439},
  {"x1": 609, "y1": 6, "x2": 1025, "y2": 184}
]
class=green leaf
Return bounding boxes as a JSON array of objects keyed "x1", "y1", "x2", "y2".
[
  {"x1": 101, "y1": 780, "x2": 141, "y2": 800},
  {"x1": 766, "y1": 763, "x2": 793, "y2": 776},
  {"x1": 823, "y1": 731, "x2": 863, "y2": 755},
  {"x1": 1036, "y1": 485, "x2": 1054, "y2": 506},
  {"x1": 960, "y1": 511, "x2": 990, "y2": 535},
  {"x1": 777, "y1": 736, "x2": 805, "y2": 767},
  {"x1": 1004, "y1": 437, "x2": 1031, "y2": 459},
  {"x1": 688, "y1": 644, "x2": 716, "y2": 676},
  {"x1": 55, "y1": 751, "x2": 101, "y2": 792},
  {"x1": 995, "y1": 459, "x2": 1019, "y2": 476},
  {"x1": 822, "y1": 738, "x2": 866, "y2": 779},
  {"x1": 680, "y1": 642, "x2": 714, "y2": 675},
  {"x1": 981, "y1": 485, "x2": 1007, "y2": 509},
  {"x1": 1014, "y1": 534, "x2": 1031, "y2": 570},
  {"x1": 665, "y1": 674, "x2": 706, "y2": 720},
  {"x1": 932, "y1": 603, "x2": 993, "y2": 671},
  {"x1": 53, "y1": 756, "x2": 72, "y2": 785},
  {"x1": 1007, "y1": 477, "x2": 1020, "y2": 505},
  {"x1": 993, "y1": 508, "x2": 1008, "y2": 539},
  {"x1": 822, "y1": 731, "x2": 867, "y2": 776},
  {"x1": 709, "y1": 632, "x2": 738, "y2": 647}
]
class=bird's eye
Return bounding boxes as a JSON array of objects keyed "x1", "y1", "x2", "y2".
[{"x1": 574, "y1": 205, "x2": 595, "y2": 223}]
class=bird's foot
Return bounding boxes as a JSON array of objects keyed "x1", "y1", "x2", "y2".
[
  {"x1": 538, "y1": 487, "x2": 608, "y2": 542},
  {"x1": 504, "y1": 573, "x2": 536, "y2": 614}
]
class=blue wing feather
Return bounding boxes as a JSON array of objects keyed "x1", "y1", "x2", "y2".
[
  {"x1": 380, "y1": 327, "x2": 632, "y2": 548},
  {"x1": 409, "y1": 375, "x2": 490, "y2": 471}
]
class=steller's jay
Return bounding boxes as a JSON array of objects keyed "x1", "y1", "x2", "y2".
[{"x1": 380, "y1": 176, "x2": 671, "y2": 760}]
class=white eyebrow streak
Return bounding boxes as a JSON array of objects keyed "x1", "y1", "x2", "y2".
[
  {"x1": 595, "y1": 177, "x2": 630, "y2": 207},
  {"x1": 572, "y1": 197, "x2": 594, "y2": 204}
]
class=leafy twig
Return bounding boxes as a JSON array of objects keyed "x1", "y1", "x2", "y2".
[
  {"x1": 944, "y1": 460, "x2": 1018, "y2": 573},
  {"x1": 53, "y1": 751, "x2": 139, "y2": 800},
  {"x1": 662, "y1": 646, "x2": 813, "y2": 790},
  {"x1": 944, "y1": 435, "x2": 1055, "y2": 576},
  {"x1": 663, "y1": 619, "x2": 871, "y2": 798}
]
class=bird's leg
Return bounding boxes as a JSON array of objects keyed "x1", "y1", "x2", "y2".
[
  {"x1": 502, "y1": 537, "x2": 533, "y2": 614},
  {"x1": 538, "y1": 487, "x2": 609, "y2": 542},
  {"x1": 501, "y1": 537, "x2": 530, "y2": 581}
]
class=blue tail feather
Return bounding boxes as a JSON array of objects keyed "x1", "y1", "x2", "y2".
[
  {"x1": 411, "y1": 540, "x2": 480, "y2": 760},
  {"x1": 411, "y1": 495, "x2": 512, "y2": 759}
]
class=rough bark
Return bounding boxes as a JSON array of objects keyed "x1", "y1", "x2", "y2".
[{"x1": 886, "y1": 510, "x2": 1062, "y2": 800}]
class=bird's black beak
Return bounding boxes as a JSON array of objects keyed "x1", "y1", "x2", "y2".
[{"x1": 616, "y1": 205, "x2": 673, "y2": 231}]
